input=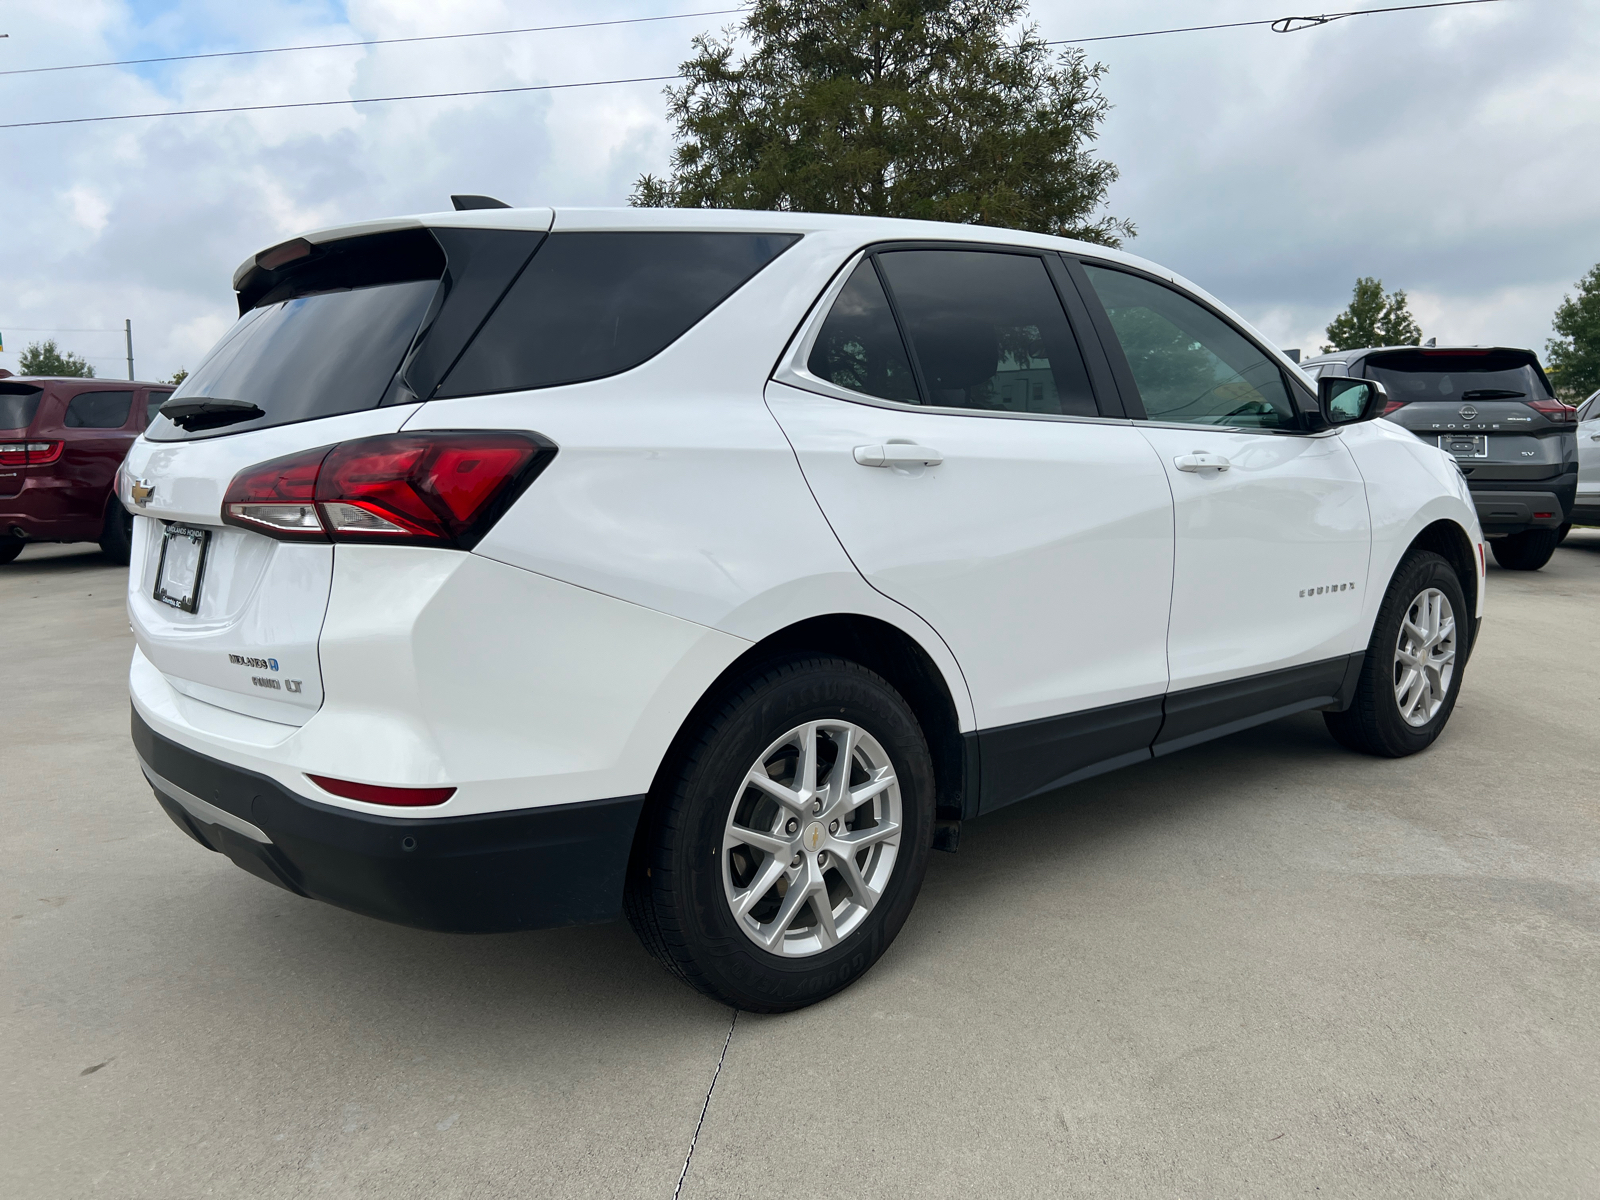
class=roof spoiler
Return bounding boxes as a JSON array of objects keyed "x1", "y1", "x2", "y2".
[{"x1": 451, "y1": 195, "x2": 511, "y2": 211}]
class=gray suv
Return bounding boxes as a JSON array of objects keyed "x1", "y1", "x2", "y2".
[{"x1": 1301, "y1": 346, "x2": 1577, "y2": 570}]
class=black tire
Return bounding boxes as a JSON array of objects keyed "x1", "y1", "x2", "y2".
[
  {"x1": 1557, "y1": 522, "x2": 1572, "y2": 545},
  {"x1": 1490, "y1": 528, "x2": 1559, "y2": 571},
  {"x1": 0, "y1": 535, "x2": 22, "y2": 565},
  {"x1": 99, "y1": 500, "x2": 133, "y2": 565},
  {"x1": 1324, "y1": 550, "x2": 1468, "y2": 758},
  {"x1": 625, "y1": 655, "x2": 935, "y2": 1012}
]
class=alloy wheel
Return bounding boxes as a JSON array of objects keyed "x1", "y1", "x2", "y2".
[
  {"x1": 721, "y1": 720, "x2": 902, "y2": 957},
  {"x1": 1393, "y1": 587, "x2": 1456, "y2": 727}
]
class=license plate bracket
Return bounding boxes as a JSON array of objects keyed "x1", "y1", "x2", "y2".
[
  {"x1": 153, "y1": 522, "x2": 211, "y2": 614},
  {"x1": 1440, "y1": 433, "x2": 1489, "y2": 459}
]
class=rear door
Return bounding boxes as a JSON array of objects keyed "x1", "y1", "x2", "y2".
[
  {"x1": 768, "y1": 246, "x2": 1175, "y2": 811},
  {"x1": 1072, "y1": 258, "x2": 1371, "y2": 745}
]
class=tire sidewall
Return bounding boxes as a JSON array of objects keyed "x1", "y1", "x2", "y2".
[
  {"x1": 667, "y1": 661, "x2": 934, "y2": 1011},
  {"x1": 1369, "y1": 553, "x2": 1469, "y2": 754}
]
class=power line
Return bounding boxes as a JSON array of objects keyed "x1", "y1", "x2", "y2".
[
  {"x1": 1047, "y1": 0, "x2": 1519, "y2": 45},
  {"x1": 1, "y1": 326, "x2": 126, "y2": 333},
  {"x1": 0, "y1": 8, "x2": 745, "y2": 78},
  {"x1": 0, "y1": 0, "x2": 1527, "y2": 133},
  {"x1": 0, "y1": 75, "x2": 680, "y2": 131}
]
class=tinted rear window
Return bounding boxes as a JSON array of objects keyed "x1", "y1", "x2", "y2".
[
  {"x1": 1364, "y1": 349, "x2": 1551, "y2": 401},
  {"x1": 149, "y1": 229, "x2": 445, "y2": 441},
  {"x1": 0, "y1": 387, "x2": 41, "y2": 430},
  {"x1": 437, "y1": 232, "x2": 799, "y2": 397},
  {"x1": 145, "y1": 392, "x2": 172, "y2": 424},
  {"x1": 148, "y1": 279, "x2": 437, "y2": 441},
  {"x1": 65, "y1": 391, "x2": 133, "y2": 428}
]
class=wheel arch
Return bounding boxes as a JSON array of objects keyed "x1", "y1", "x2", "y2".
[
  {"x1": 643, "y1": 613, "x2": 974, "y2": 832},
  {"x1": 1400, "y1": 518, "x2": 1480, "y2": 649}
]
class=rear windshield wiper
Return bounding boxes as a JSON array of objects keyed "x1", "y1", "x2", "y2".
[
  {"x1": 1459, "y1": 389, "x2": 1526, "y2": 400},
  {"x1": 158, "y1": 396, "x2": 266, "y2": 432}
]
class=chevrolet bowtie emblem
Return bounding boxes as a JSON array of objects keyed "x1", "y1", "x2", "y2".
[{"x1": 131, "y1": 479, "x2": 154, "y2": 506}]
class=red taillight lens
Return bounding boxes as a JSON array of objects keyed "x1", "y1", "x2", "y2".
[
  {"x1": 0, "y1": 440, "x2": 62, "y2": 466},
  {"x1": 1382, "y1": 400, "x2": 1406, "y2": 416},
  {"x1": 307, "y1": 774, "x2": 455, "y2": 807},
  {"x1": 222, "y1": 431, "x2": 555, "y2": 548},
  {"x1": 1525, "y1": 399, "x2": 1576, "y2": 422},
  {"x1": 223, "y1": 446, "x2": 331, "y2": 538}
]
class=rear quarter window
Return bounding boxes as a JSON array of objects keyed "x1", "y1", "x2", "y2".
[
  {"x1": 65, "y1": 390, "x2": 134, "y2": 429},
  {"x1": 0, "y1": 387, "x2": 42, "y2": 430},
  {"x1": 437, "y1": 231, "x2": 799, "y2": 397},
  {"x1": 144, "y1": 391, "x2": 172, "y2": 425}
]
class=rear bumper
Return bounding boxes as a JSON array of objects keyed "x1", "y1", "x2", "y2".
[
  {"x1": 132, "y1": 708, "x2": 644, "y2": 933},
  {"x1": 1468, "y1": 478, "x2": 1576, "y2": 535},
  {"x1": 0, "y1": 472, "x2": 108, "y2": 542}
]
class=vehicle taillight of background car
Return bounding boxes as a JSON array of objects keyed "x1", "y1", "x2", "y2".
[{"x1": 221, "y1": 431, "x2": 557, "y2": 549}]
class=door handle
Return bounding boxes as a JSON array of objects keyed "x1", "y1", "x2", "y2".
[
  {"x1": 1174, "y1": 451, "x2": 1231, "y2": 473},
  {"x1": 1589, "y1": 433, "x2": 1600, "y2": 440},
  {"x1": 853, "y1": 443, "x2": 944, "y2": 467}
]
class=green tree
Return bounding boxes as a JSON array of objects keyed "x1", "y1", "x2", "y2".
[
  {"x1": 1322, "y1": 277, "x2": 1422, "y2": 353},
  {"x1": 1546, "y1": 264, "x2": 1600, "y2": 400},
  {"x1": 632, "y1": 0, "x2": 1133, "y2": 245},
  {"x1": 168, "y1": 368, "x2": 189, "y2": 386},
  {"x1": 18, "y1": 339, "x2": 95, "y2": 377}
]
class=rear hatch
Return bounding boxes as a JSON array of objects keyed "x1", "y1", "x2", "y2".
[
  {"x1": 0, "y1": 383, "x2": 45, "y2": 500},
  {"x1": 1367, "y1": 348, "x2": 1572, "y2": 481},
  {"x1": 125, "y1": 213, "x2": 552, "y2": 724}
]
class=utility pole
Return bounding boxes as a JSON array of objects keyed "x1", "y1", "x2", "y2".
[{"x1": 125, "y1": 319, "x2": 134, "y2": 381}]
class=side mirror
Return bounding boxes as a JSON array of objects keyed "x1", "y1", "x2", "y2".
[{"x1": 1318, "y1": 376, "x2": 1388, "y2": 426}]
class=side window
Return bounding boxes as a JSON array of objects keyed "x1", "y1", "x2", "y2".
[
  {"x1": 64, "y1": 391, "x2": 134, "y2": 429},
  {"x1": 439, "y1": 232, "x2": 799, "y2": 397},
  {"x1": 145, "y1": 392, "x2": 172, "y2": 425},
  {"x1": 1081, "y1": 264, "x2": 1296, "y2": 429},
  {"x1": 806, "y1": 259, "x2": 919, "y2": 404},
  {"x1": 876, "y1": 250, "x2": 1098, "y2": 417}
]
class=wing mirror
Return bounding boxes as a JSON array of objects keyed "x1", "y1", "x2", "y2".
[{"x1": 1318, "y1": 375, "x2": 1388, "y2": 426}]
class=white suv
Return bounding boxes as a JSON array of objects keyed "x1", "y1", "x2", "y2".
[{"x1": 123, "y1": 207, "x2": 1484, "y2": 1011}]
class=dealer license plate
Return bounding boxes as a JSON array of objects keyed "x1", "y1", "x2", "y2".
[
  {"x1": 153, "y1": 523, "x2": 211, "y2": 614},
  {"x1": 1440, "y1": 433, "x2": 1488, "y2": 459}
]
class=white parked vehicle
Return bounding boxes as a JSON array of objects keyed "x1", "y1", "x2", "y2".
[
  {"x1": 124, "y1": 206, "x2": 1485, "y2": 1010},
  {"x1": 1576, "y1": 387, "x2": 1600, "y2": 527}
]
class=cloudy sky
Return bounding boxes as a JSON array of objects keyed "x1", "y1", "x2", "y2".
[{"x1": 1, "y1": 0, "x2": 1594, "y2": 380}]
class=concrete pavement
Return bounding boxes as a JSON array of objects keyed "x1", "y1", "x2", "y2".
[{"x1": 4, "y1": 533, "x2": 1599, "y2": 1197}]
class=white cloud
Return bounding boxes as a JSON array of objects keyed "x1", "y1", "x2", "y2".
[{"x1": 0, "y1": 0, "x2": 1594, "y2": 380}]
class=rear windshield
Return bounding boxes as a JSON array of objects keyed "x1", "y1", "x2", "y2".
[
  {"x1": 437, "y1": 231, "x2": 799, "y2": 397},
  {"x1": 148, "y1": 229, "x2": 444, "y2": 441},
  {"x1": 0, "y1": 386, "x2": 42, "y2": 430},
  {"x1": 1363, "y1": 349, "x2": 1552, "y2": 402}
]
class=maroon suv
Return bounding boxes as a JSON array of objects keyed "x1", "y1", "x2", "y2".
[{"x1": 0, "y1": 374, "x2": 174, "y2": 565}]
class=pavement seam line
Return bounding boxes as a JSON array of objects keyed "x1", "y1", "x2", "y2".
[{"x1": 673, "y1": 1009, "x2": 737, "y2": 1199}]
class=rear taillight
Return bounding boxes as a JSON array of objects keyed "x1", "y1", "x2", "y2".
[
  {"x1": 223, "y1": 431, "x2": 556, "y2": 548},
  {"x1": 1525, "y1": 399, "x2": 1576, "y2": 423},
  {"x1": 0, "y1": 440, "x2": 63, "y2": 466},
  {"x1": 1382, "y1": 400, "x2": 1406, "y2": 416}
]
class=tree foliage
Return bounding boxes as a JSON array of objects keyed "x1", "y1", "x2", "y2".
[
  {"x1": 1546, "y1": 264, "x2": 1600, "y2": 400},
  {"x1": 18, "y1": 339, "x2": 95, "y2": 378},
  {"x1": 1322, "y1": 277, "x2": 1422, "y2": 353},
  {"x1": 632, "y1": 0, "x2": 1133, "y2": 245},
  {"x1": 168, "y1": 368, "x2": 189, "y2": 386}
]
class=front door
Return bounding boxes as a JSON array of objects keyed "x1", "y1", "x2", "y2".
[
  {"x1": 768, "y1": 247, "x2": 1175, "y2": 810},
  {"x1": 1073, "y1": 260, "x2": 1372, "y2": 749}
]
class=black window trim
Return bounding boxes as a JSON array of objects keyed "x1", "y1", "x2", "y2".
[
  {"x1": 773, "y1": 238, "x2": 1130, "y2": 426},
  {"x1": 1068, "y1": 253, "x2": 1330, "y2": 438}
]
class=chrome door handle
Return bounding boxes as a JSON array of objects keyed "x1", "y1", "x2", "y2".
[
  {"x1": 1174, "y1": 452, "x2": 1231, "y2": 473},
  {"x1": 853, "y1": 443, "x2": 944, "y2": 467},
  {"x1": 1589, "y1": 433, "x2": 1600, "y2": 440}
]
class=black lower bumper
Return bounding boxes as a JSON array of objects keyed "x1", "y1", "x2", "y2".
[
  {"x1": 132, "y1": 708, "x2": 644, "y2": 933},
  {"x1": 1469, "y1": 475, "x2": 1576, "y2": 535}
]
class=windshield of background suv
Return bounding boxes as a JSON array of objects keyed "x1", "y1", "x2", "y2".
[
  {"x1": 1363, "y1": 350, "x2": 1551, "y2": 403},
  {"x1": 0, "y1": 387, "x2": 42, "y2": 429}
]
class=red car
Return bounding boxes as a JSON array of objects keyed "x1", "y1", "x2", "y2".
[{"x1": 0, "y1": 373, "x2": 175, "y2": 565}]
